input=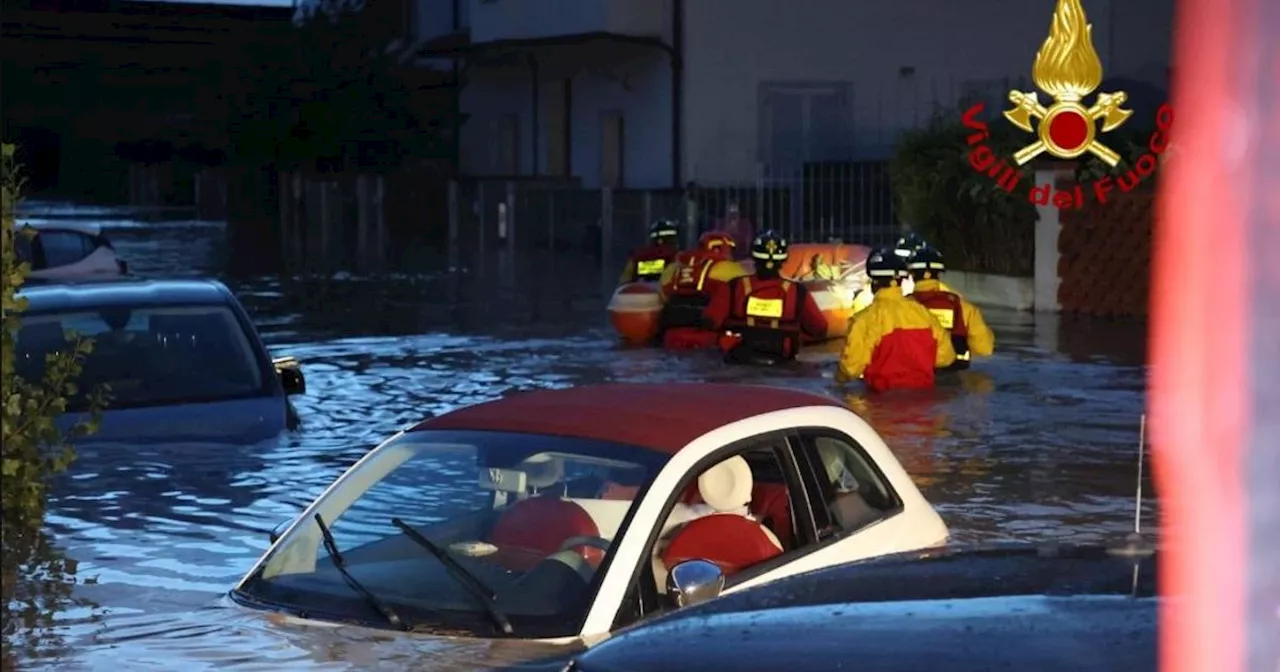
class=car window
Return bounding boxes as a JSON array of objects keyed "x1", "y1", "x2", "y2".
[
  {"x1": 642, "y1": 437, "x2": 804, "y2": 604},
  {"x1": 34, "y1": 230, "x2": 97, "y2": 268},
  {"x1": 15, "y1": 304, "x2": 268, "y2": 410},
  {"x1": 243, "y1": 430, "x2": 670, "y2": 638},
  {"x1": 798, "y1": 433, "x2": 899, "y2": 540}
]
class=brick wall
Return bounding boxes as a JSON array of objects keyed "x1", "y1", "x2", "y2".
[{"x1": 1057, "y1": 183, "x2": 1155, "y2": 317}]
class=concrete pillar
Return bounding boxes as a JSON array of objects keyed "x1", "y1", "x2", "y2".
[{"x1": 1033, "y1": 167, "x2": 1074, "y2": 313}]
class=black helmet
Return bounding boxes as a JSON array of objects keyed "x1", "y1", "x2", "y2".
[
  {"x1": 907, "y1": 244, "x2": 946, "y2": 275},
  {"x1": 893, "y1": 232, "x2": 927, "y2": 260},
  {"x1": 649, "y1": 219, "x2": 680, "y2": 242},
  {"x1": 750, "y1": 229, "x2": 790, "y2": 263},
  {"x1": 866, "y1": 246, "x2": 907, "y2": 279}
]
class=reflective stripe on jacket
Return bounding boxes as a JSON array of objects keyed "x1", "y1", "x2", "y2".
[
  {"x1": 704, "y1": 275, "x2": 827, "y2": 360},
  {"x1": 619, "y1": 244, "x2": 677, "y2": 284},
  {"x1": 912, "y1": 279, "x2": 995, "y2": 360}
]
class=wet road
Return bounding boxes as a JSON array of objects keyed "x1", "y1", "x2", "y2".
[{"x1": 13, "y1": 202, "x2": 1151, "y2": 670}]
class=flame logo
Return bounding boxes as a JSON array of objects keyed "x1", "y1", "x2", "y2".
[
  {"x1": 1003, "y1": 0, "x2": 1133, "y2": 166},
  {"x1": 1031, "y1": 0, "x2": 1103, "y2": 102}
]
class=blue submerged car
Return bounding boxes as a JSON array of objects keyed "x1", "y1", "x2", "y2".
[{"x1": 14, "y1": 277, "x2": 306, "y2": 444}]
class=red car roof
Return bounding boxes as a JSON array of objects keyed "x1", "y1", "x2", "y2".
[{"x1": 410, "y1": 383, "x2": 845, "y2": 454}]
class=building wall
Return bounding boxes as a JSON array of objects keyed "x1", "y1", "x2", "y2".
[
  {"x1": 680, "y1": 0, "x2": 1174, "y2": 184},
  {"x1": 459, "y1": 43, "x2": 673, "y2": 188}
]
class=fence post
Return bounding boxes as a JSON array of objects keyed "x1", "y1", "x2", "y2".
[
  {"x1": 319, "y1": 178, "x2": 331, "y2": 267},
  {"x1": 447, "y1": 180, "x2": 460, "y2": 245},
  {"x1": 374, "y1": 174, "x2": 386, "y2": 269},
  {"x1": 356, "y1": 175, "x2": 371, "y2": 270},
  {"x1": 547, "y1": 191, "x2": 556, "y2": 255},
  {"x1": 683, "y1": 194, "x2": 698, "y2": 249},
  {"x1": 642, "y1": 191, "x2": 652, "y2": 229},
  {"x1": 478, "y1": 181, "x2": 488, "y2": 253},
  {"x1": 277, "y1": 170, "x2": 290, "y2": 267},
  {"x1": 505, "y1": 181, "x2": 517, "y2": 252},
  {"x1": 601, "y1": 187, "x2": 614, "y2": 266}
]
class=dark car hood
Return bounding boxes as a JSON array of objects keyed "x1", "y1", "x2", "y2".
[{"x1": 567, "y1": 543, "x2": 1158, "y2": 672}]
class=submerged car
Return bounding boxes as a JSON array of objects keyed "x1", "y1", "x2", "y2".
[
  {"x1": 547, "y1": 542, "x2": 1158, "y2": 672},
  {"x1": 232, "y1": 383, "x2": 948, "y2": 644},
  {"x1": 14, "y1": 278, "x2": 306, "y2": 443},
  {"x1": 17, "y1": 220, "x2": 128, "y2": 279}
]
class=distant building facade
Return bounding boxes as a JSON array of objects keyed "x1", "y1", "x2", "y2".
[{"x1": 403, "y1": 0, "x2": 1173, "y2": 189}]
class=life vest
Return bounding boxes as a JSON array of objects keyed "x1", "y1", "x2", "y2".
[
  {"x1": 667, "y1": 252, "x2": 719, "y2": 297},
  {"x1": 630, "y1": 246, "x2": 674, "y2": 282},
  {"x1": 723, "y1": 276, "x2": 804, "y2": 362},
  {"x1": 911, "y1": 289, "x2": 970, "y2": 367}
]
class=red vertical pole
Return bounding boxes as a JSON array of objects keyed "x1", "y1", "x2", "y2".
[{"x1": 1154, "y1": 0, "x2": 1273, "y2": 668}]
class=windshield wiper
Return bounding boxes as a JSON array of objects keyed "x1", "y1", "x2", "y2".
[
  {"x1": 391, "y1": 517, "x2": 514, "y2": 635},
  {"x1": 313, "y1": 513, "x2": 410, "y2": 631}
]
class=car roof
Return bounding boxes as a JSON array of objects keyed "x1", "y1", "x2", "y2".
[
  {"x1": 410, "y1": 383, "x2": 846, "y2": 454},
  {"x1": 20, "y1": 220, "x2": 104, "y2": 237},
  {"x1": 17, "y1": 277, "x2": 234, "y2": 312}
]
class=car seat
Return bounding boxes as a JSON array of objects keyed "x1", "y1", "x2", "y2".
[
  {"x1": 661, "y1": 456, "x2": 783, "y2": 577},
  {"x1": 487, "y1": 497, "x2": 604, "y2": 572},
  {"x1": 750, "y1": 482, "x2": 794, "y2": 549}
]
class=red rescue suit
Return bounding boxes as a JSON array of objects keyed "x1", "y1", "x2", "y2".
[
  {"x1": 619, "y1": 245, "x2": 677, "y2": 284},
  {"x1": 704, "y1": 276, "x2": 828, "y2": 363},
  {"x1": 659, "y1": 251, "x2": 723, "y2": 349},
  {"x1": 910, "y1": 289, "x2": 970, "y2": 370}
]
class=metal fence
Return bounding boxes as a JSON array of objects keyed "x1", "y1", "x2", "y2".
[{"x1": 446, "y1": 161, "x2": 901, "y2": 266}]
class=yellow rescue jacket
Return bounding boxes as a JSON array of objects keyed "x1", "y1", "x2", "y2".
[
  {"x1": 912, "y1": 279, "x2": 995, "y2": 358},
  {"x1": 836, "y1": 285, "x2": 956, "y2": 384}
]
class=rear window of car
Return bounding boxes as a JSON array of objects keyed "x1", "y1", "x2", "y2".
[
  {"x1": 31, "y1": 230, "x2": 101, "y2": 269},
  {"x1": 15, "y1": 303, "x2": 270, "y2": 410}
]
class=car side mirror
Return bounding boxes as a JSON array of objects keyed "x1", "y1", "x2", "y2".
[
  {"x1": 274, "y1": 356, "x2": 305, "y2": 395},
  {"x1": 269, "y1": 518, "x2": 293, "y2": 544},
  {"x1": 666, "y1": 559, "x2": 724, "y2": 608}
]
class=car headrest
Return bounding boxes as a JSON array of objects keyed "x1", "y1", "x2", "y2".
[
  {"x1": 698, "y1": 455, "x2": 753, "y2": 512},
  {"x1": 521, "y1": 454, "x2": 564, "y2": 490}
]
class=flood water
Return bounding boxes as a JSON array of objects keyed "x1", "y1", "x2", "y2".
[{"x1": 11, "y1": 202, "x2": 1151, "y2": 670}]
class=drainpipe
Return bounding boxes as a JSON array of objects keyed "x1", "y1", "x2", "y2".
[{"x1": 670, "y1": 0, "x2": 684, "y2": 188}]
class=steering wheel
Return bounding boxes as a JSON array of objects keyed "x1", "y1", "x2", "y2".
[{"x1": 558, "y1": 535, "x2": 612, "y2": 553}]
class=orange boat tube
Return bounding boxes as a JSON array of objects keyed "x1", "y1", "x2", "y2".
[{"x1": 607, "y1": 242, "x2": 870, "y2": 345}]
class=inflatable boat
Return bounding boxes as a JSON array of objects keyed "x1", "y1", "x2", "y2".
[{"x1": 607, "y1": 242, "x2": 870, "y2": 346}]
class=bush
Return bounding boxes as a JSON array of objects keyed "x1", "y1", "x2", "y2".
[
  {"x1": 888, "y1": 104, "x2": 1037, "y2": 276},
  {"x1": 1, "y1": 143, "x2": 107, "y2": 665},
  {"x1": 208, "y1": 0, "x2": 460, "y2": 173}
]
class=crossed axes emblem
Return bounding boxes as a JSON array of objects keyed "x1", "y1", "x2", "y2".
[{"x1": 1003, "y1": 90, "x2": 1133, "y2": 166}]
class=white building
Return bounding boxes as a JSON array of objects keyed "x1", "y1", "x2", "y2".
[{"x1": 407, "y1": 0, "x2": 1174, "y2": 189}]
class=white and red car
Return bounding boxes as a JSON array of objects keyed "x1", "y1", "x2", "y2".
[
  {"x1": 231, "y1": 383, "x2": 948, "y2": 644},
  {"x1": 18, "y1": 220, "x2": 127, "y2": 279}
]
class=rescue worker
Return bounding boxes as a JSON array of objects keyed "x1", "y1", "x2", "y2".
[
  {"x1": 906, "y1": 244, "x2": 995, "y2": 370},
  {"x1": 657, "y1": 231, "x2": 748, "y2": 349},
  {"x1": 835, "y1": 247, "x2": 956, "y2": 391},
  {"x1": 619, "y1": 219, "x2": 680, "y2": 284},
  {"x1": 704, "y1": 230, "x2": 827, "y2": 364}
]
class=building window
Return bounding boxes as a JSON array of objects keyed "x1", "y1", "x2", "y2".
[{"x1": 757, "y1": 81, "x2": 854, "y2": 168}]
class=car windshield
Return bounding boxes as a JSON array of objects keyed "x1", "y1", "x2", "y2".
[
  {"x1": 236, "y1": 429, "x2": 668, "y2": 638},
  {"x1": 14, "y1": 303, "x2": 268, "y2": 411}
]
